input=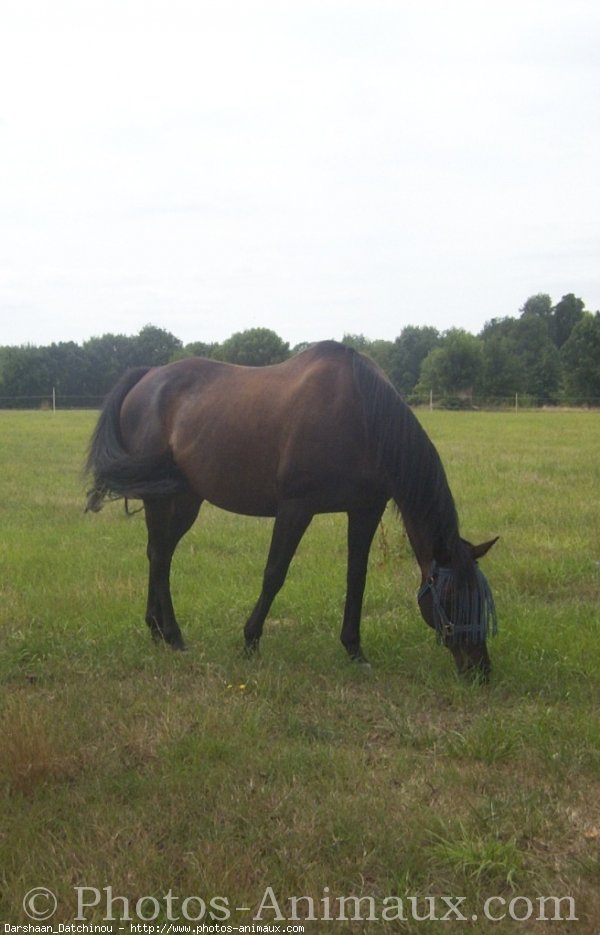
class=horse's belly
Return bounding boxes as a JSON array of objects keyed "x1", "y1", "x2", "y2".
[
  {"x1": 177, "y1": 449, "x2": 280, "y2": 517},
  {"x1": 179, "y1": 452, "x2": 382, "y2": 518},
  {"x1": 204, "y1": 487, "x2": 279, "y2": 518}
]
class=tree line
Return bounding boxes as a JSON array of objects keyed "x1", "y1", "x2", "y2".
[{"x1": 1, "y1": 293, "x2": 599, "y2": 407}]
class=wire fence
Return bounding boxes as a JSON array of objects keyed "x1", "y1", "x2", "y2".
[
  {"x1": 1, "y1": 392, "x2": 599, "y2": 412},
  {"x1": 405, "y1": 392, "x2": 600, "y2": 411},
  {"x1": 0, "y1": 393, "x2": 105, "y2": 410}
]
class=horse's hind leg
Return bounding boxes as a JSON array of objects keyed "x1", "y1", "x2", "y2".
[
  {"x1": 244, "y1": 501, "x2": 313, "y2": 655},
  {"x1": 144, "y1": 491, "x2": 202, "y2": 649}
]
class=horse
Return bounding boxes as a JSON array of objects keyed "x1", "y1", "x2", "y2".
[{"x1": 85, "y1": 340, "x2": 498, "y2": 678}]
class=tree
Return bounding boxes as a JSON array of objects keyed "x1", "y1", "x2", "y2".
[
  {"x1": 520, "y1": 293, "x2": 553, "y2": 320},
  {"x1": 480, "y1": 316, "x2": 520, "y2": 341},
  {"x1": 80, "y1": 326, "x2": 182, "y2": 395},
  {"x1": 481, "y1": 309, "x2": 562, "y2": 403},
  {"x1": 216, "y1": 328, "x2": 290, "y2": 366},
  {"x1": 528, "y1": 342, "x2": 562, "y2": 403},
  {"x1": 416, "y1": 330, "x2": 483, "y2": 400},
  {"x1": 0, "y1": 345, "x2": 53, "y2": 404},
  {"x1": 415, "y1": 347, "x2": 445, "y2": 396},
  {"x1": 341, "y1": 333, "x2": 371, "y2": 351},
  {"x1": 550, "y1": 294, "x2": 585, "y2": 348},
  {"x1": 82, "y1": 333, "x2": 139, "y2": 395},
  {"x1": 341, "y1": 334, "x2": 395, "y2": 376},
  {"x1": 46, "y1": 342, "x2": 91, "y2": 399},
  {"x1": 132, "y1": 324, "x2": 182, "y2": 366},
  {"x1": 561, "y1": 312, "x2": 600, "y2": 401},
  {"x1": 365, "y1": 339, "x2": 395, "y2": 376},
  {"x1": 180, "y1": 340, "x2": 220, "y2": 359},
  {"x1": 513, "y1": 315, "x2": 561, "y2": 403},
  {"x1": 388, "y1": 325, "x2": 440, "y2": 396},
  {"x1": 479, "y1": 333, "x2": 526, "y2": 399}
]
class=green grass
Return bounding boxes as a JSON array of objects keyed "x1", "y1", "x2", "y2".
[{"x1": 1, "y1": 409, "x2": 599, "y2": 933}]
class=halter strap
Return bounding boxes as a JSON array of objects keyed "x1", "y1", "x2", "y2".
[
  {"x1": 418, "y1": 563, "x2": 455, "y2": 639},
  {"x1": 418, "y1": 560, "x2": 498, "y2": 643}
]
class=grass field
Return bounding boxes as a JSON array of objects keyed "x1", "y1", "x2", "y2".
[{"x1": 1, "y1": 409, "x2": 599, "y2": 933}]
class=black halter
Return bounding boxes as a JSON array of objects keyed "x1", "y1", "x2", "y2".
[{"x1": 418, "y1": 561, "x2": 498, "y2": 643}]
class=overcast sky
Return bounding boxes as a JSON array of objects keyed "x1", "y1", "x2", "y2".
[{"x1": 1, "y1": 0, "x2": 599, "y2": 349}]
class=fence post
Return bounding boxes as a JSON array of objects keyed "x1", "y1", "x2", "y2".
[
  {"x1": 515, "y1": 392, "x2": 518, "y2": 414},
  {"x1": 429, "y1": 389, "x2": 433, "y2": 412},
  {"x1": 52, "y1": 387, "x2": 56, "y2": 413}
]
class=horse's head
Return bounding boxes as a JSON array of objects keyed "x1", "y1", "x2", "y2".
[{"x1": 417, "y1": 537, "x2": 498, "y2": 680}]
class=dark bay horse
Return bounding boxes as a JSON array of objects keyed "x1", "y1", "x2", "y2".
[{"x1": 86, "y1": 341, "x2": 498, "y2": 677}]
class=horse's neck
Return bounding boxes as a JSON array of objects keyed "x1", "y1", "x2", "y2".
[
  {"x1": 383, "y1": 407, "x2": 460, "y2": 575},
  {"x1": 402, "y1": 512, "x2": 458, "y2": 578}
]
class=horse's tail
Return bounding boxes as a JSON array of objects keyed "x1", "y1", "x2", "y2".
[{"x1": 84, "y1": 367, "x2": 187, "y2": 512}]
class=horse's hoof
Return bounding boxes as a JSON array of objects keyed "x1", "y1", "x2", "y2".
[
  {"x1": 243, "y1": 640, "x2": 260, "y2": 659},
  {"x1": 167, "y1": 635, "x2": 186, "y2": 651},
  {"x1": 350, "y1": 650, "x2": 371, "y2": 668},
  {"x1": 460, "y1": 663, "x2": 490, "y2": 685}
]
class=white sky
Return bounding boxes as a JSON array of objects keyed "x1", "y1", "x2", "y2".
[{"x1": 1, "y1": 0, "x2": 599, "y2": 348}]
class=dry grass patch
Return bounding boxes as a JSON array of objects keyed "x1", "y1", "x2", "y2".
[{"x1": 0, "y1": 692, "x2": 82, "y2": 796}]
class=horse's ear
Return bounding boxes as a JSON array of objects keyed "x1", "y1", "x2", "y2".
[{"x1": 466, "y1": 536, "x2": 499, "y2": 560}]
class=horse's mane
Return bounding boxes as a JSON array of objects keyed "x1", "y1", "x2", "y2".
[{"x1": 343, "y1": 345, "x2": 471, "y2": 577}]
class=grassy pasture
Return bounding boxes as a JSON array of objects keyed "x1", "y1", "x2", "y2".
[{"x1": 0, "y1": 409, "x2": 599, "y2": 933}]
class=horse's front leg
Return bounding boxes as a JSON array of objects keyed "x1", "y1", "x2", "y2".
[
  {"x1": 244, "y1": 501, "x2": 313, "y2": 655},
  {"x1": 340, "y1": 502, "x2": 386, "y2": 664}
]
